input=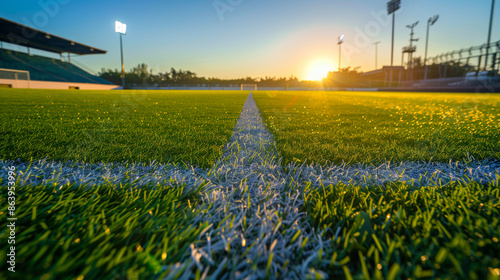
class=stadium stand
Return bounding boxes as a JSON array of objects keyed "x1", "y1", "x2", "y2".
[
  {"x1": 0, "y1": 49, "x2": 112, "y2": 84},
  {"x1": 0, "y1": 17, "x2": 117, "y2": 89}
]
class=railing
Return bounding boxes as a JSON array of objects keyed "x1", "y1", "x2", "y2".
[
  {"x1": 401, "y1": 75, "x2": 500, "y2": 88},
  {"x1": 426, "y1": 40, "x2": 500, "y2": 72},
  {"x1": 68, "y1": 57, "x2": 99, "y2": 76}
]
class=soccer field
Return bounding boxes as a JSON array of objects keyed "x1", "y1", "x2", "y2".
[
  {"x1": 1, "y1": 89, "x2": 499, "y2": 280},
  {"x1": 253, "y1": 91, "x2": 500, "y2": 165},
  {"x1": 3, "y1": 89, "x2": 498, "y2": 167},
  {"x1": 0, "y1": 89, "x2": 248, "y2": 168}
]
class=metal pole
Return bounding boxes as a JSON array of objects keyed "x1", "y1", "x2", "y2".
[
  {"x1": 374, "y1": 41, "x2": 381, "y2": 69},
  {"x1": 424, "y1": 21, "x2": 430, "y2": 80},
  {"x1": 405, "y1": 22, "x2": 419, "y2": 81},
  {"x1": 485, "y1": 0, "x2": 496, "y2": 72},
  {"x1": 339, "y1": 44, "x2": 341, "y2": 71},
  {"x1": 120, "y1": 33, "x2": 125, "y2": 89},
  {"x1": 390, "y1": 12, "x2": 395, "y2": 86}
]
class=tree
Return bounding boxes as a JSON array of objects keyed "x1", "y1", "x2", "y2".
[{"x1": 98, "y1": 63, "x2": 323, "y2": 88}]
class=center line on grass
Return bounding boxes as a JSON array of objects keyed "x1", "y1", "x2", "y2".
[{"x1": 164, "y1": 93, "x2": 328, "y2": 279}]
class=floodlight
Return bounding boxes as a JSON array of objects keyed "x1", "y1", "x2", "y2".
[
  {"x1": 406, "y1": 21, "x2": 418, "y2": 29},
  {"x1": 387, "y1": 0, "x2": 402, "y2": 86},
  {"x1": 429, "y1": 15, "x2": 439, "y2": 26},
  {"x1": 403, "y1": 20, "x2": 419, "y2": 78},
  {"x1": 115, "y1": 21, "x2": 127, "y2": 35},
  {"x1": 387, "y1": 0, "x2": 401, "y2": 15},
  {"x1": 424, "y1": 15, "x2": 439, "y2": 79},
  {"x1": 115, "y1": 21, "x2": 127, "y2": 89},
  {"x1": 338, "y1": 34, "x2": 344, "y2": 45}
]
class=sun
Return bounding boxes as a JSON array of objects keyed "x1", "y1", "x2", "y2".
[{"x1": 306, "y1": 60, "x2": 332, "y2": 81}]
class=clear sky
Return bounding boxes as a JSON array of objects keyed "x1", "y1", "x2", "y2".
[{"x1": 1, "y1": 0, "x2": 498, "y2": 80}]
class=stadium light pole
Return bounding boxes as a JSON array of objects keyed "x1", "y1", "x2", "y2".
[
  {"x1": 424, "y1": 15, "x2": 439, "y2": 80},
  {"x1": 374, "y1": 41, "x2": 381, "y2": 69},
  {"x1": 485, "y1": 0, "x2": 496, "y2": 72},
  {"x1": 115, "y1": 21, "x2": 127, "y2": 89},
  {"x1": 404, "y1": 21, "x2": 419, "y2": 81},
  {"x1": 338, "y1": 34, "x2": 344, "y2": 71},
  {"x1": 387, "y1": 0, "x2": 401, "y2": 86}
]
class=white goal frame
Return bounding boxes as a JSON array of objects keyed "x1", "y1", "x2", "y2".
[
  {"x1": 0, "y1": 68, "x2": 30, "y2": 88},
  {"x1": 240, "y1": 84, "x2": 257, "y2": 91}
]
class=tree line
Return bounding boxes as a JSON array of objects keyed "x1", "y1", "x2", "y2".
[{"x1": 99, "y1": 63, "x2": 320, "y2": 88}]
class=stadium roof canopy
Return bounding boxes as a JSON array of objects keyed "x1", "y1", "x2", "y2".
[{"x1": 0, "y1": 17, "x2": 106, "y2": 55}]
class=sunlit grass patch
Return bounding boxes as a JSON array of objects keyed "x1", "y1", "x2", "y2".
[
  {"x1": 303, "y1": 180, "x2": 500, "y2": 279},
  {"x1": 253, "y1": 91, "x2": 500, "y2": 165},
  {"x1": 0, "y1": 182, "x2": 209, "y2": 280},
  {"x1": 0, "y1": 89, "x2": 248, "y2": 168}
]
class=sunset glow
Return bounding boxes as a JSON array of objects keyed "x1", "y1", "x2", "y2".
[{"x1": 306, "y1": 60, "x2": 333, "y2": 81}]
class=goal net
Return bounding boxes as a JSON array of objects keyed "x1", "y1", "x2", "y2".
[
  {"x1": 240, "y1": 84, "x2": 257, "y2": 91},
  {"x1": 0, "y1": 68, "x2": 30, "y2": 88}
]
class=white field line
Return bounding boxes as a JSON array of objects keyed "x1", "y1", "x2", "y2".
[
  {"x1": 2, "y1": 157, "x2": 498, "y2": 189},
  {"x1": 1, "y1": 93, "x2": 499, "y2": 278},
  {"x1": 165, "y1": 93, "x2": 323, "y2": 279}
]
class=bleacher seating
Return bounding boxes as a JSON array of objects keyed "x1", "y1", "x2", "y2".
[{"x1": 0, "y1": 49, "x2": 113, "y2": 85}]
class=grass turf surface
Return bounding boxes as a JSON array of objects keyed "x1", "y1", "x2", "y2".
[
  {"x1": 2, "y1": 175, "x2": 498, "y2": 279},
  {"x1": 1, "y1": 90, "x2": 499, "y2": 279},
  {"x1": 0, "y1": 182, "x2": 209, "y2": 280},
  {"x1": 0, "y1": 89, "x2": 248, "y2": 168},
  {"x1": 253, "y1": 91, "x2": 500, "y2": 165},
  {"x1": 303, "y1": 180, "x2": 500, "y2": 280}
]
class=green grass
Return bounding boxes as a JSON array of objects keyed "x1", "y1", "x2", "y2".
[
  {"x1": 2, "y1": 89, "x2": 500, "y2": 279},
  {"x1": 253, "y1": 91, "x2": 500, "y2": 165},
  {"x1": 303, "y1": 180, "x2": 500, "y2": 280},
  {"x1": 0, "y1": 182, "x2": 208, "y2": 280},
  {"x1": 0, "y1": 89, "x2": 248, "y2": 168}
]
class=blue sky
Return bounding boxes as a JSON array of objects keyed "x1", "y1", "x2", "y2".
[{"x1": 1, "y1": 0, "x2": 498, "y2": 80}]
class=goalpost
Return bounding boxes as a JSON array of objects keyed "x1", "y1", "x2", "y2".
[
  {"x1": 240, "y1": 84, "x2": 257, "y2": 91},
  {"x1": 0, "y1": 68, "x2": 30, "y2": 88}
]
